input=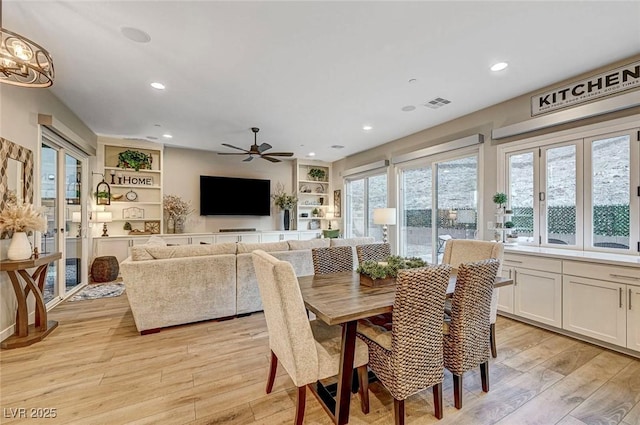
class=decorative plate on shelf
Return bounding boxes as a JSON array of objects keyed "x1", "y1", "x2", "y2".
[
  {"x1": 300, "y1": 185, "x2": 311, "y2": 193},
  {"x1": 309, "y1": 219, "x2": 321, "y2": 230},
  {"x1": 315, "y1": 185, "x2": 325, "y2": 193}
]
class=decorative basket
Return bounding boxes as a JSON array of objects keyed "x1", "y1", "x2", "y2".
[
  {"x1": 91, "y1": 256, "x2": 119, "y2": 283},
  {"x1": 359, "y1": 274, "x2": 396, "y2": 288}
]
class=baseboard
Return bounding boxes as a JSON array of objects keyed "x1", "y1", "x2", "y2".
[{"x1": 0, "y1": 311, "x2": 35, "y2": 342}]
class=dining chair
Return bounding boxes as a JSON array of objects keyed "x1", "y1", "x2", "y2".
[
  {"x1": 357, "y1": 265, "x2": 452, "y2": 424},
  {"x1": 311, "y1": 245, "x2": 354, "y2": 274},
  {"x1": 251, "y1": 250, "x2": 370, "y2": 424},
  {"x1": 356, "y1": 243, "x2": 391, "y2": 264},
  {"x1": 442, "y1": 239, "x2": 503, "y2": 358},
  {"x1": 443, "y1": 259, "x2": 500, "y2": 409}
]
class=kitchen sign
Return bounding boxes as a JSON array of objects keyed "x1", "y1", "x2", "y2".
[{"x1": 531, "y1": 60, "x2": 640, "y2": 116}]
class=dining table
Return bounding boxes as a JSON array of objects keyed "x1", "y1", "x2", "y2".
[{"x1": 297, "y1": 270, "x2": 514, "y2": 425}]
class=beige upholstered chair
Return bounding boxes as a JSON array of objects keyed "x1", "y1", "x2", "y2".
[
  {"x1": 442, "y1": 239, "x2": 504, "y2": 358},
  {"x1": 443, "y1": 259, "x2": 500, "y2": 409},
  {"x1": 311, "y1": 245, "x2": 353, "y2": 274},
  {"x1": 356, "y1": 243, "x2": 391, "y2": 264},
  {"x1": 357, "y1": 265, "x2": 452, "y2": 424},
  {"x1": 251, "y1": 250, "x2": 370, "y2": 424}
]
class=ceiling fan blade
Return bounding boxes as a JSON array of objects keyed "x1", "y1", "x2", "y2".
[
  {"x1": 218, "y1": 152, "x2": 248, "y2": 155},
  {"x1": 261, "y1": 156, "x2": 281, "y2": 163},
  {"x1": 243, "y1": 156, "x2": 254, "y2": 162},
  {"x1": 262, "y1": 152, "x2": 294, "y2": 157},
  {"x1": 221, "y1": 143, "x2": 249, "y2": 152},
  {"x1": 258, "y1": 143, "x2": 272, "y2": 153}
]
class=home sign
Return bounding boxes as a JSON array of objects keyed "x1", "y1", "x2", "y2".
[{"x1": 120, "y1": 176, "x2": 153, "y2": 186}]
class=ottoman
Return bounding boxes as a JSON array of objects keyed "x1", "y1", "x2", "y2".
[{"x1": 91, "y1": 256, "x2": 119, "y2": 283}]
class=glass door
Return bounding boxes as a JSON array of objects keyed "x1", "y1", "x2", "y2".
[{"x1": 41, "y1": 133, "x2": 88, "y2": 305}]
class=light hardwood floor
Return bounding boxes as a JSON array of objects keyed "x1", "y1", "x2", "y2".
[{"x1": 1, "y1": 292, "x2": 639, "y2": 425}]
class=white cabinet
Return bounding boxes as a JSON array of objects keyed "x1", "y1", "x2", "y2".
[
  {"x1": 299, "y1": 231, "x2": 322, "y2": 240},
  {"x1": 94, "y1": 236, "x2": 149, "y2": 263},
  {"x1": 215, "y1": 233, "x2": 261, "y2": 243},
  {"x1": 500, "y1": 254, "x2": 563, "y2": 328},
  {"x1": 497, "y1": 266, "x2": 515, "y2": 314},
  {"x1": 563, "y1": 260, "x2": 640, "y2": 351},
  {"x1": 294, "y1": 160, "x2": 332, "y2": 232},
  {"x1": 190, "y1": 235, "x2": 215, "y2": 245},
  {"x1": 261, "y1": 232, "x2": 299, "y2": 243}
]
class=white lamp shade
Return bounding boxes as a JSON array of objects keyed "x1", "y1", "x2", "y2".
[
  {"x1": 373, "y1": 208, "x2": 396, "y2": 225},
  {"x1": 71, "y1": 212, "x2": 82, "y2": 223},
  {"x1": 92, "y1": 211, "x2": 113, "y2": 223}
]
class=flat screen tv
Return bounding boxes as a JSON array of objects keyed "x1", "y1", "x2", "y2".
[{"x1": 200, "y1": 176, "x2": 271, "y2": 216}]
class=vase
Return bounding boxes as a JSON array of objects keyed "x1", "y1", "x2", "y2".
[
  {"x1": 278, "y1": 210, "x2": 285, "y2": 231},
  {"x1": 8, "y1": 232, "x2": 32, "y2": 261},
  {"x1": 166, "y1": 217, "x2": 175, "y2": 234},
  {"x1": 284, "y1": 209, "x2": 290, "y2": 231}
]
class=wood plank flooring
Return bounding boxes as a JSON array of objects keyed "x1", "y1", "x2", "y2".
[{"x1": 1, "y1": 292, "x2": 639, "y2": 425}]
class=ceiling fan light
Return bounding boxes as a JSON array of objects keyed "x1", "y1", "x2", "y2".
[{"x1": 0, "y1": 28, "x2": 54, "y2": 87}]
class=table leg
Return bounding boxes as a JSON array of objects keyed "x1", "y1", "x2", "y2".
[
  {"x1": 335, "y1": 321, "x2": 357, "y2": 425},
  {"x1": 6, "y1": 271, "x2": 28, "y2": 337},
  {"x1": 19, "y1": 268, "x2": 48, "y2": 331}
]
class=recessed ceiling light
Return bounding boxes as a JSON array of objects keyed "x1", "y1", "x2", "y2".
[
  {"x1": 154, "y1": 124, "x2": 161, "y2": 127},
  {"x1": 490, "y1": 62, "x2": 508, "y2": 72},
  {"x1": 150, "y1": 82, "x2": 165, "y2": 90},
  {"x1": 308, "y1": 152, "x2": 316, "y2": 157},
  {"x1": 162, "y1": 134, "x2": 173, "y2": 139},
  {"x1": 362, "y1": 125, "x2": 373, "y2": 131},
  {"x1": 121, "y1": 27, "x2": 151, "y2": 43},
  {"x1": 147, "y1": 136, "x2": 158, "y2": 140},
  {"x1": 401, "y1": 105, "x2": 416, "y2": 112},
  {"x1": 408, "y1": 78, "x2": 417, "y2": 84},
  {"x1": 331, "y1": 145, "x2": 345, "y2": 149}
]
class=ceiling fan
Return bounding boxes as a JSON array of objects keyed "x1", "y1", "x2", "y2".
[{"x1": 218, "y1": 127, "x2": 294, "y2": 162}]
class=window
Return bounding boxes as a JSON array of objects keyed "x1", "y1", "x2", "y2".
[
  {"x1": 345, "y1": 172, "x2": 388, "y2": 240},
  {"x1": 398, "y1": 151, "x2": 478, "y2": 263},
  {"x1": 501, "y1": 124, "x2": 639, "y2": 254}
]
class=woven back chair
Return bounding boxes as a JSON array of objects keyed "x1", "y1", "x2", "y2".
[
  {"x1": 443, "y1": 258, "x2": 500, "y2": 409},
  {"x1": 357, "y1": 265, "x2": 451, "y2": 424},
  {"x1": 311, "y1": 245, "x2": 353, "y2": 275},
  {"x1": 356, "y1": 243, "x2": 391, "y2": 264},
  {"x1": 442, "y1": 239, "x2": 503, "y2": 358},
  {"x1": 252, "y1": 250, "x2": 369, "y2": 424}
]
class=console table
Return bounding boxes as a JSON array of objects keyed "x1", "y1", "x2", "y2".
[{"x1": 1, "y1": 252, "x2": 61, "y2": 349}]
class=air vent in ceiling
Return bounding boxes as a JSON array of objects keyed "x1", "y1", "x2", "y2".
[{"x1": 424, "y1": 97, "x2": 451, "y2": 109}]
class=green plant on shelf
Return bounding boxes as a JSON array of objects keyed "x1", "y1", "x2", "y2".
[
  {"x1": 117, "y1": 150, "x2": 152, "y2": 171},
  {"x1": 492, "y1": 192, "x2": 507, "y2": 209},
  {"x1": 308, "y1": 168, "x2": 326, "y2": 181},
  {"x1": 504, "y1": 221, "x2": 515, "y2": 228},
  {"x1": 94, "y1": 190, "x2": 110, "y2": 200}
]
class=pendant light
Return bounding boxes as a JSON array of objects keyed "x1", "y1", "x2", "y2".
[{"x1": 0, "y1": 0, "x2": 55, "y2": 87}]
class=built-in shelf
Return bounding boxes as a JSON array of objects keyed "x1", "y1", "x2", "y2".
[{"x1": 104, "y1": 166, "x2": 161, "y2": 174}]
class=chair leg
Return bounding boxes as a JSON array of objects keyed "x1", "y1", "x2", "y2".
[
  {"x1": 480, "y1": 361, "x2": 490, "y2": 392},
  {"x1": 432, "y1": 383, "x2": 443, "y2": 419},
  {"x1": 490, "y1": 323, "x2": 497, "y2": 358},
  {"x1": 266, "y1": 350, "x2": 277, "y2": 394},
  {"x1": 295, "y1": 386, "x2": 306, "y2": 425},
  {"x1": 394, "y1": 398, "x2": 405, "y2": 425},
  {"x1": 351, "y1": 368, "x2": 359, "y2": 394},
  {"x1": 357, "y1": 365, "x2": 370, "y2": 414},
  {"x1": 453, "y1": 374, "x2": 463, "y2": 409}
]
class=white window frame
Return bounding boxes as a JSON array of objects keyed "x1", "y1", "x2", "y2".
[{"x1": 344, "y1": 169, "x2": 388, "y2": 239}]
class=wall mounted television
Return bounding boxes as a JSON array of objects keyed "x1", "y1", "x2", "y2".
[{"x1": 200, "y1": 176, "x2": 271, "y2": 216}]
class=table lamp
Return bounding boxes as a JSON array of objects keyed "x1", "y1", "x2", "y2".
[
  {"x1": 92, "y1": 211, "x2": 113, "y2": 237},
  {"x1": 373, "y1": 208, "x2": 396, "y2": 243},
  {"x1": 71, "y1": 211, "x2": 82, "y2": 237}
]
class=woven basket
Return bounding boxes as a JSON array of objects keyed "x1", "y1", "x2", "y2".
[{"x1": 91, "y1": 256, "x2": 119, "y2": 283}]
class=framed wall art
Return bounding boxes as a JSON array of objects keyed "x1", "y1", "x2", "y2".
[{"x1": 333, "y1": 189, "x2": 341, "y2": 218}]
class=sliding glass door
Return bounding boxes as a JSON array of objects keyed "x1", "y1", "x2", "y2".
[
  {"x1": 399, "y1": 151, "x2": 478, "y2": 263},
  {"x1": 41, "y1": 131, "x2": 89, "y2": 304}
]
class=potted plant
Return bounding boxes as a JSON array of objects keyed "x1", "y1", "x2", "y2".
[
  {"x1": 311, "y1": 208, "x2": 319, "y2": 217},
  {"x1": 95, "y1": 190, "x2": 110, "y2": 205},
  {"x1": 163, "y1": 194, "x2": 194, "y2": 233},
  {"x1": 308, "y1": 168, "x2": 326, "y2": 181},
  {"x1": 356, "y1": 256, "x2": 428, "y2": 287},
  {"x1": 117, "y1": 150, "x2": 152, "y2": 171},
  {"x1": 0, "y1": 202, "x2": 47, "y2": 260},
  {"x1": 271, "y1": 183, "x2": 298, "y2": 230},
  {"x1": 492, "y1": 192, "x2": 507, "y2": 209}
]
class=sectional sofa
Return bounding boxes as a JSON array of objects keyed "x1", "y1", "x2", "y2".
[{"x1": 119, "y1": 236, "x2": 374, "y2": 333}]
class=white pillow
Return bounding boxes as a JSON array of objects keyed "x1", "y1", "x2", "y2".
[{"x1": 146, "y1": 235, "x2": 167, "y2": 247}]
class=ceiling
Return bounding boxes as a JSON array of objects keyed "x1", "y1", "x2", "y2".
[{"x1": 4, "y1": 1, "x2": 640, "y2": 162}]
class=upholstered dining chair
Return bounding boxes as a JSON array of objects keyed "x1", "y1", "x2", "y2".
[
  {"x1": 311, "y1": 245, "x2": 354, "y2": 274},
  {"x1": 356, "y1": 243, "x2": 391, "y2": 264},
  {"x1": 442, "y1": 239, "x2": 503, "y2": 358},
  {"x1": 251, "y1": 250, "x2": 370, "y2": 424},
  {"x1": 357, "y1": 265, "x2": 452, "y2": 424},
  {"x1": 443, "y1": 259, "x2": 500, "y2": 409}
]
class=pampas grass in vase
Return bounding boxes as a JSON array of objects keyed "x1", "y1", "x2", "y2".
[{"x1": 0, "y1": 202, "x2": 47, "y2": 260}]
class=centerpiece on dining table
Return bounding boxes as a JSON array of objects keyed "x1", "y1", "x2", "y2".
[{"x1": 357, "y1": 255, "x2": 428, "y2": 287}]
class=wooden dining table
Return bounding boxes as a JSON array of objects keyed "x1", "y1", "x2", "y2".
[{"x1": 297, "y1": 270, "x2": 513, "y2": 425}]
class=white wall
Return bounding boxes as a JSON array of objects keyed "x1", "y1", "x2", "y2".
[
  {"x1": 163, "y1": 146, "x2": 295, "y2": 232},
  {"x1": 0, "y1": 83, "x2": 96, "y2": 339}
]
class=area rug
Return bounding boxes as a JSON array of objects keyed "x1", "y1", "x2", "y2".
[{"x1": 69, "y1": 283, "x2": 125, "y2": 302}]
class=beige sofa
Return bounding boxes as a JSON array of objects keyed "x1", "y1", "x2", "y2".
[{"x1": 120, "y1": 236, "x2": 375, "y2": 333}]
